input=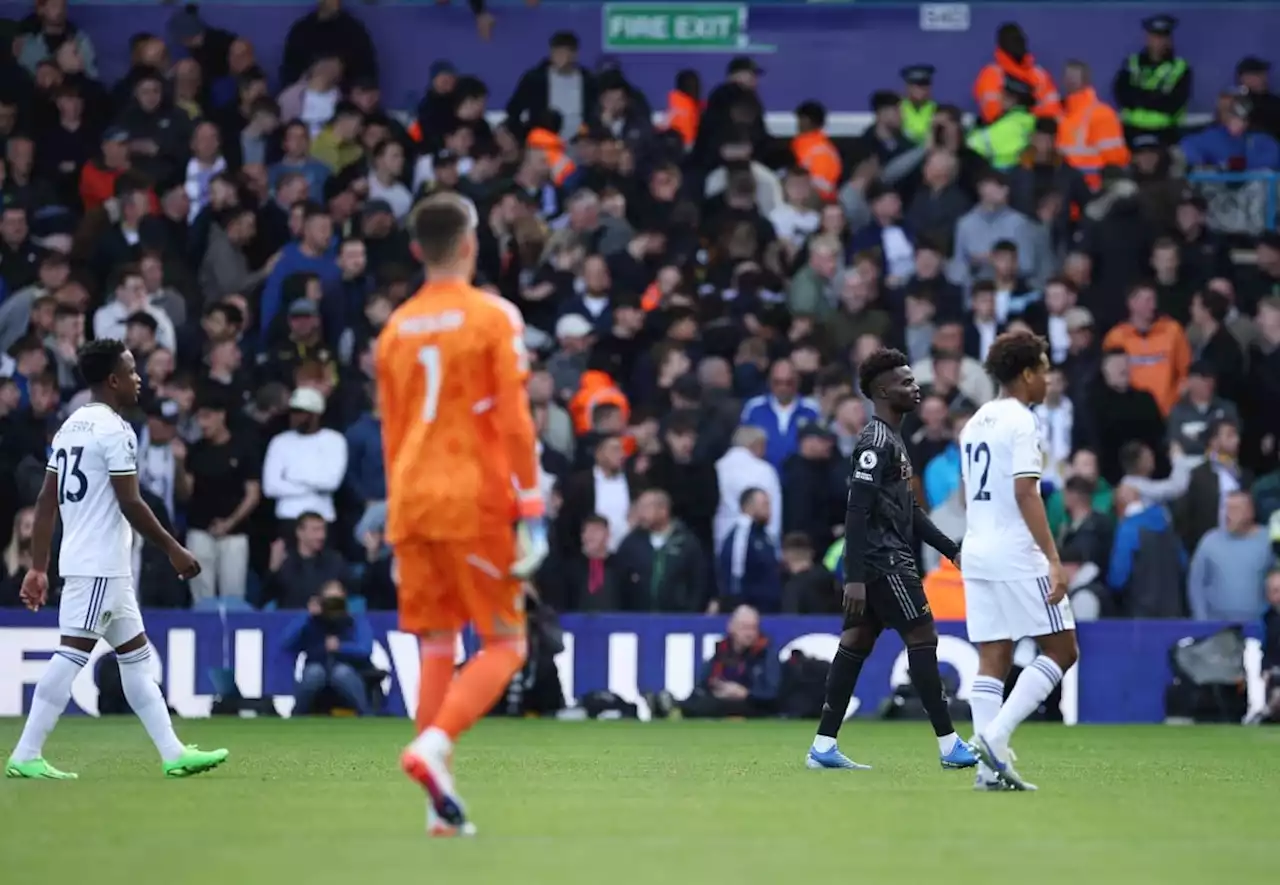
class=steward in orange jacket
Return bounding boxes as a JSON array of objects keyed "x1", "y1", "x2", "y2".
[
  {"x1": 665, "y1": 70, "x2": 703, "y2": 150},
  {"x1": 569, "y1": 370, "x2": 631, "y2": 435},
  {"x1": 974, "y1": 23, "x2": 1062, "y2": 124},
  {"x1": 1056, "y1": 63, "x2": 1131, "y2": 191},
  {"x1": 526, "y1": 114, "x2": 576, "y2": 187},
  {"x1": 1101, "y1": 284, "x2": 1191, "y2": 415},
  {"x1": 791, "y1": 101, "x2": 842, "y2": 202}
]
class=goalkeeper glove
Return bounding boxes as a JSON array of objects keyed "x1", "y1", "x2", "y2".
[{"x1": 512, "y1": 518, "x2": 549, "y2": 579}]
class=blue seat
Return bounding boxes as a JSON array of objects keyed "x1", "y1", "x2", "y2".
[
  {"x1": 191, "y1": 597, "x2": 254, "y2": 613},
  {"x1": 347, "y1": 595, "x2": 367, "y2": 614}
]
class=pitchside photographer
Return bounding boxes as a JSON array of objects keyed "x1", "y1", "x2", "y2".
[{"x1": 281, "y1": 582, "x2": 378, "y2": 715}]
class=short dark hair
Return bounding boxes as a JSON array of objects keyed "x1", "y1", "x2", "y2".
[
  {"x1": 983, "y1": 330, "x2": 1048, "y2": 385},
  {"x1": 583, "y1": 514, "x2": 609, "y2": 530},
  {"x1": 1063, "y1": 475, "x2": 1096, "y2": 497},
  {"x1": 739, "y1": 486, "x2": 765, "y2": 509},
  {"x1": 1118, "y1": 440, "x2": 1150, "y2": 474},
  {"x1": 991, "y1": 239, "x2": 1018, "y2": 254},
  {"x1": 781, "y1": 532, "x2": 813, "y2": 553},
  {"x1": 1199, "y1": 290, "x2": 1230, "y2": 324},
  {"x1": 666, "y1": 409, "x2": 699, "y2": 436},
  {"x1": 296, "y1": 512, "x2": 327, "y2": 529},
  {"x1": 77, "y1": 338, "x2": 128, "y2": 387},
  {"x1": 858, "y1": 347, "x2": 909, "y2": 397},
  {"x1": 971, "y1": 279, "x2": 997, "y2": 298}
]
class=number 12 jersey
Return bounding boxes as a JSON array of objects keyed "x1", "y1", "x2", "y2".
[
  {"x1": 958, "y1": 398, "x2": 1049, "y2": 580},
  {"x1": 46, "y1": 402, "x2": 138, "y2": 578}
]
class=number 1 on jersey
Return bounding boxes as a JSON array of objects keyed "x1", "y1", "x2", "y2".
[
  {"x1": 418, "y1": 345, "x2": 442, "y2": 423},
  {"x1": 965, "y1": 442, "x2": 992, "y2": 501}
]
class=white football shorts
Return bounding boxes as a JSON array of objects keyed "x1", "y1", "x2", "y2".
[
  {"x1": 59, "y1": 576, "x2": 145, "y2": 647},
  {"x1": 963, "y1": 575, "x2": 1076, "y2": 644}
]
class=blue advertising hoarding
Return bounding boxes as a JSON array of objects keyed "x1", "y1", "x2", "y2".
[{"x1": 0, "y1": 611, "x2": 1266, "y2": 724}]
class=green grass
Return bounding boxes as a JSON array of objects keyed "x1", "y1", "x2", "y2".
[{"x1": 0, "y1": 718, "x2": 1275, "y2": 883}]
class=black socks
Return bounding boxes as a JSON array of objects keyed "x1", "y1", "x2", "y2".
[
  {"x1": 907, "y1": 643, "x2": 956, "y2": 738},
  {"x1": 816, "y1": 645, "x2": 869, "y2": 738}
]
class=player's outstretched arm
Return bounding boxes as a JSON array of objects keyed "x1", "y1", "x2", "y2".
[
  {"x1": 912, "y1": 505, "x2": 961, "y2": 563},
  {"x1": 110, "y1": 473, "x2": 201, "y2": 580}
]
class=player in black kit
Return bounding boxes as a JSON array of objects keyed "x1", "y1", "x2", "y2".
[{"x1": 805, "y1": 348, "x2": 979, "y2": 771}]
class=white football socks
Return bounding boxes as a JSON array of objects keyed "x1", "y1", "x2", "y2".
[
  {"x1": 118, "y1": 645, "x2": 185, "y2": 762},
  {"x1": 12, "y1": 647, "x2": 88, "y2": 762},
  {"x1": 983, "y1": 656, "x2": 1063, "y2": 755},
  {"x1": 811, "y1": 735, "x2": 837, "y2": 753},
  {"x1": 969, "y1": 674, "x2": 1006, "y2": 778}
]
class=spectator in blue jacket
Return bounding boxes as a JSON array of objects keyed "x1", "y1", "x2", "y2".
[
  {"x1": 1179, "y1": 97, "x2": 1280, "y2": 171},
  {"x1": 259, "y1": 203, "x2": 341, "y2": 344},
  {"x1": 681, "y1": 605, "x2": 780, "y2": 718},
  {"x1": 1107, "y1": 485, "x2": 1186, "y2": 594},
  {"x1": 847, "y1": 181, "x2": 915, "y2": 283},
  {"x1": 739, "y1": 357, "x2": 821, "y2": 468},
  {"x1": 718, "y1": 487, "x2": 783, "y2": 612},
  {"x1": 281, "y1": 582, "x2": 375, "y2": 715},
  {"x1": 344, "y1": 398, "x2": 385, "y2": 504}
]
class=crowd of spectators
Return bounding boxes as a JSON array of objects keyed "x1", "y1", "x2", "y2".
[{"x1": 0, "y1": 1, "x2": 1279, "y2": 646}]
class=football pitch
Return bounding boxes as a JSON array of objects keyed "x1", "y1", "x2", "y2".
[{"x1": 0, "y1": 718, "x2": 1274, "y2": 884}]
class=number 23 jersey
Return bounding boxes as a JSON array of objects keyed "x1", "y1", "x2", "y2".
[
  {"x1": 46, "y1": 402, "x2": 137, "y2": 578},
  {"x1": 958, "y1": 398, "x2": 1050, "y2": 580}
]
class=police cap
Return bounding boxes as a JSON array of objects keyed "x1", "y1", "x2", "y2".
[
  {"x1": 1141, "y1": 15, "x2": 1177, "y2": 36},
  {"x1": 900, "y1": 64, "x2": 936, "y2": 87}
]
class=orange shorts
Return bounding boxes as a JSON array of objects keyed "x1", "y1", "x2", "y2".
[{"x1": 395, "y1": 535, "x2": 524, "y2": 636}]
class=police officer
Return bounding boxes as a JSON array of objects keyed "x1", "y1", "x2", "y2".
[
  {"x1": 965, "y1": 77, "x2": 1035, "y2": 170},
  {"x1": 899, "y1": 64, "x2": 937, "y2": 144},
  {"x1": 1112, "y1": 14, "x2": 1193, "y2": 146}
]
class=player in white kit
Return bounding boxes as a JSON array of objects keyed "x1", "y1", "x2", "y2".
[
  {"x1": 6, "y1": 339, "x2": 229, "y2": 779},
  {"x1": 958, "y1": 331, "x2": 1079, "y2": 791}
]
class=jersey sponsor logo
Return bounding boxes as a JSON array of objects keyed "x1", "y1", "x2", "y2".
[
  {"x1": 858, "y1": 450, "x2": 878, "y2": 469},
  {"x1": 854, "y1": 470, "x2": 874, "y2": 481},
  {"x1": 899, "y1": 452, "x2": 912, "y2": 480}
]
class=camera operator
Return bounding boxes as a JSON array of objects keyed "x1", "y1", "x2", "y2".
[{"x1": 281, "y1": 582, "x2": 375, "y2": 715}]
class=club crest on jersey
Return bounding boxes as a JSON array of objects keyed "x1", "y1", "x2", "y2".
[{"x1": 858, "y1": 450, "x2": 877, "y2": 469}]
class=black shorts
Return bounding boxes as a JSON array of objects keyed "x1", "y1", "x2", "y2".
[{"x1": 842, "y1": 571, "x2": 933, "y2": 634}]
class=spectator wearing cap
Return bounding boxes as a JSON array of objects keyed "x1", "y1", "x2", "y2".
[
  {"x1": 259, "y1": 296, "x2": 336, "y2": 386},
  {"x1": 974, "y1": 22, "x2": 1062, "y2": 125},
  {"x1": 781, "y1": 423, "x2": 844, "y2": 555},
  {"x1": 899, "y1": 64, "x2": 937, "y2": 145},
  {"x1": 261, "y1": 385, "x2": 348, "y2": 524},
  {"x1": 279, "y1": 0, "x2": 377, "y2": 89},
  {"x1": 546, "y1": 314, "x2": 595, "y2": 400},
  {"x1": 718, "y1": 488, "x2": 783, "y2": 613},
  {"x1": 114, "y1": 66, "x2": 191, "y2": 187},
  {"x1": 138, "y1": 397, "x2": 189, "y2": 521},
  {"x1": 966, "y1": 76, "x2": 1035, "y2": 170},
  {"x1": 1169, "y1": 360, "x2": 1241, "y2": 458},
  {"x1": 1180, "y1": 92, "x2": 1280, "y2": 171},
  {"x1": 1237, "y1": 56, "x2": 1280, "y2": 142},
  {"x1": 1128, "y1": 134, "x2": 1181, "y2": 232},
  {"x1": 270, "y1": 122, "x2": 331, "y2": 203},
  {"x1": 506, "y1": 31, "x2": 596, "y2": 143},
  {"x1": 310, "y1": 101, "x2": 365, "y2": 175},
  {"x1": 259, "y1": 203, "x2": 339, "y2": 341},
  {"x1": 948, "y1": 170, "x2": 1037, "y2": 293},
  {"x1": 1112, "y1": 15, "x2": 1192, "y2": 146},
  {"x1": 92, "y1": 262, "x2": 177, "y2": 353},
  {"x1": 17, "y1": 0, "x2": 98, "y2": 79},
  {"x1": 1059, "y1": 61, "x2": 1131, "y2": 192},
  {"x1": 791, "y1": 101, "x2": 841, "y2": 203}
]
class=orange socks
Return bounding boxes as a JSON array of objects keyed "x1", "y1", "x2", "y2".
[
  {"x1": 415, "y1": 637, "x2": 457, "y2": 735},
  {"x1": 431, "y1": 639, "x2": 526, "y2": 740}
]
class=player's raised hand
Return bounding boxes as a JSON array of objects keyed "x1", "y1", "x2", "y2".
[
  {"x1": 168, "y1": 545, "x2": 202, "y2": 580},
  {"x1": 20, "y1": 569, "x2": 49, "y2": 612},
  {"x1": 842, "y1": 581, "x2": 867, "y2": 617},
  {"x1": 1046, "y1": 561, "x2": 1069, "y2": 605}
]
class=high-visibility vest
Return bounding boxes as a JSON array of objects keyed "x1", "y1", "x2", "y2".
[
  {"x1": 901, "y1": 99, "x2": 937, "y2": 144},
  {"x1": 973, "y1": 50, "x2": 1063, "y2": 124},
  {"x1": 665, "y1": 90, "x2": 703, "y2": 149},
  {"x1": 1119, "y1": 54, "x2": 1189, "y2": 131},
  {"x1": 1057, "y1": 88, "x2": 1131, "y2": 191},
  {"x1": 791, "y1": 130, "x2": 842, "y2": 201},
  {"x1": 569, "y1": 370, "x2": 631, "y2": 434},
  {"x1": 526, "y1": 127, "x2": 576, "y2": 186},
  {"x1": 965, "y1": 108, "x2": 1035, "y2": 169}
]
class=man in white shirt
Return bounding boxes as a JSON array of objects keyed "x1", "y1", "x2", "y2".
[
  {"x1": 93, "y1": 264, "x2": 177, "y2": 353},
  {"x1": 714, "y1": 426, "x2": 782, "y2": 549},
  {"x1": 366, "y1": 139, "x2": 413, "y2": 221},
  {"x1": 261, "y1": 387, "x2": 348, "y2": 523}
]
